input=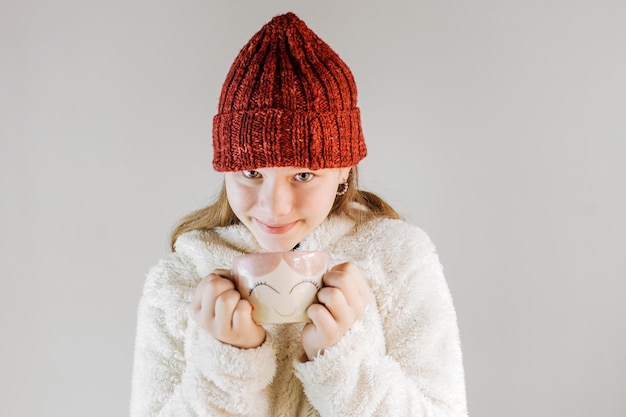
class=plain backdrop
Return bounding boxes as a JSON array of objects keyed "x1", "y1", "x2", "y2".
[{"x1": 1, "y1": 1, "x2": 625, "y2": 416}]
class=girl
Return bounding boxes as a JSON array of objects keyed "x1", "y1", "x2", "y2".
[{"x1": 131, "y1": 12, "x2": 468, "y2": 417}]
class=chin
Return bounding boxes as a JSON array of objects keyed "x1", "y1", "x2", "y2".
[
  {"x1": 256, "y1": 235, "x2": 302, "y2": 252},
  {"x1": 260, "y1": 241, "x2": 297, "y2": 252}
]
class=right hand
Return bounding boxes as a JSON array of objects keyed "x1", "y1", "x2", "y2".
[{"x1": 188, "y1": 269, "x2": 266, "y2": 349}]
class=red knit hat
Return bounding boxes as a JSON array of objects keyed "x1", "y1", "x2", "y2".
[{"x1": 212, "y1": 12, "x2": 367, "y2": 172}]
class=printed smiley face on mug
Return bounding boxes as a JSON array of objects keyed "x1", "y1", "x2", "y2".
[{"x1": 232, "y1": 251, "x2": 329, "y2": 324}]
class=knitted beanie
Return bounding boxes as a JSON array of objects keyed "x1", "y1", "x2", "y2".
[{"x1": 212, "y1": 12, "x2": 367, "y2": 172}]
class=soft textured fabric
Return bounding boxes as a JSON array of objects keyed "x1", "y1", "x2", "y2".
[
  {"x1": 212, "y1": 12, "x2": 367, "y2": 172},
  {"x1": 130, "y1": 216, "x2": 468, "y2": 417}
]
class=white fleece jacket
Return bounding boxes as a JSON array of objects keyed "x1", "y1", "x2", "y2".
[{"x1": 130, "y1": 215, "x2": 468, "y2": 417}]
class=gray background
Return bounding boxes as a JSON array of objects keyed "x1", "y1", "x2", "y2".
[{"x1": 2, "y1": 1, "x2": 625, "y2": 416}]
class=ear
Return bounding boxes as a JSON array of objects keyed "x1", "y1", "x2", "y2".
[{"x1": 338, "y1": 167, "x2": 352, "y2": 183}]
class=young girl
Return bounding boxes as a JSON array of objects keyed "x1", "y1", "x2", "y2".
[{"x1": 131, "y1": 12, "x2": 468, "y2": 417}]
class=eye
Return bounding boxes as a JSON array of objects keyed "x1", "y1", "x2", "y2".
[
  {"x1": 249, "y1": 281, "x2": 279, "y2": 296},
  {"x1": 294, "y1": 172, "x2": 314, "y2": 182},
  {"x1": 242, "y1": 170, "x2": 262, "y2": 179},
  {"x1": 289, "y1": 279, "x2": 321, "y2": 294}
]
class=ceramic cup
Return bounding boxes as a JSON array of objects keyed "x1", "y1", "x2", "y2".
[{"x1": 232, "y1": 251, "x2": 329, "y2": 324}]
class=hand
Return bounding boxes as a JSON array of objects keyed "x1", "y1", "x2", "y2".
[
  {"x1": 189, "y1": 269, "x2": 265, "y2": 349},
  {"x1": 301, "y1": 262, "x2": 371, "y2": 361}
]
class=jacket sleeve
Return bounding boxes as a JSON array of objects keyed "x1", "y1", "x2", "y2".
[
  {"x1": 129, "y1": 254, "x2": 277, "y2": 417},
  {"x1": 293, "y1": 222, "x2": 468, "y2": 417}
]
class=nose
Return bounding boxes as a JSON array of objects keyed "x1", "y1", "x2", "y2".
[{"x1": 259, "y1": 179, "x2": 293, "y2": 217}]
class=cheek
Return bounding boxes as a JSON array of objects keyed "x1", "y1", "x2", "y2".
[
  {"x1": 225, "y1": 183, "x2": 256, "y2": 215},
  {"x1": 299, "y1": 184, "x2": 336, "y2": 217}
]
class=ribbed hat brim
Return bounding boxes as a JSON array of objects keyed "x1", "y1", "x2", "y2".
[{"x1": 213, "y1": 108, "x2": 366, "y2": 171}]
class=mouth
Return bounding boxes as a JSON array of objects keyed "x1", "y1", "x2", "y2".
[{"x1": 255, "y1": 219, "x2": 299, "y2": 235}]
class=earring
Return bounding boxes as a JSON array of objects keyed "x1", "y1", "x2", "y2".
[{"x1": 336, "y1": 181, "x2": 349, "y2": 196}]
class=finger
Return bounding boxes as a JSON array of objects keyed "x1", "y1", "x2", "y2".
[
  {"x1": 317, "y1": 287, "x2": 353, "y2": 323},
  {"x1": 192, "y1": 273, "x2": 235, "y2": 303},
  {"x1": 212, "y1": 268, "x2": 234, "y2": 282},
  {"x1": 231, "y1": 299, "x2": 255, "y2": 327},
  {"x1": 213, "y1": 289, "x2": 241, "y2": 330},
  {"x1": 323, "y1": 263, "x2": 370, "y2": 308},
  {"x1": 208, "y1": 272, "x2": 236, "y2": 291},
  {"x1": 321, "y1": 268, "x2": 348, "y2": 288},
  {"x1": 321, "y1": 271, "x2": 354, "y2": 308},
  {"x1": 307, "y1": 303, "x2": 337, "y2": 331},
  {"x1": 231, "y1": 299, "x2": 266, "y2": 348},
  {"x1": 326, "y1": 261, "x2": 355, "y2": 275},
  {"x1": 198, "y1": 274, "x2": 235, "y2": 310},
  {"x1": 322, "y1": 263, "x2": 361, "y2": 294}
]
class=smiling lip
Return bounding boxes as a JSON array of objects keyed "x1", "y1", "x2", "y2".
[
  {"x1": 274, "y1": 307, "x2": 297, "y2": 317},
  {"x1": 255, "y1": 219, "x2": 299, "y2": 235}
]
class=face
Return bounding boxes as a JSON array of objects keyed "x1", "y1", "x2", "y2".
[
  {"x1": 232, "y1": 251, "x2": 329, "y2": 324},
  {"x1": 224, "y1": 166, "x2": 350, "y2": 251}
]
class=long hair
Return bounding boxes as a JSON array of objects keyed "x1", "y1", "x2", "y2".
[{"x1": 170, "y1": 166, "x2": 401, "y2": 251}]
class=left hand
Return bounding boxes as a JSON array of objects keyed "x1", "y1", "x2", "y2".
[{"x1": 301, "y1": 262, "x2": 371, "y2": 361}]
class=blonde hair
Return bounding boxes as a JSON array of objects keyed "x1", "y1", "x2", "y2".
[{"x1": 170, "y1": 166, "x2": 401, "y2": 251}]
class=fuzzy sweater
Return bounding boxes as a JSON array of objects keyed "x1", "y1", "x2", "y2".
[{"x1": 130, "y1": 215, "x2": 468, "y2": 417}]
